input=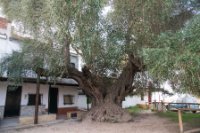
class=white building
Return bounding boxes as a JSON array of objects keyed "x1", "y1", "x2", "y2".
[
  {"x1": 0, "y1": 17, "x2": 87, "y2": 119},
  {"x1": 122, "y1": 95, "x2": 148, "y2": 108}
]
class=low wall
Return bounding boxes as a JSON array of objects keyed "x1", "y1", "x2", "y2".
[
  {"x1": 20, "y1": 105, "x2": 47, "y2": 116},
  {"x1": 19, "y1": 114, "x2": 56, "y2": 125},
  {"x1": 57, "y1": 107, "x2": 78, "y2": 115},
  {"x1": 0, "y1": 106, "x2": 4, "y2": 119}
]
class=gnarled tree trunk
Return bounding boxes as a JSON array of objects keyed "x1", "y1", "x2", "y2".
[
  {"x1": 60, "y1": 32, "x2": 143, "y2": 122},
  {"x1": 85, "y1": 101, "x2": 131, "y2": 122},
  {"x1": 67, "y1": 54, "x2": 143, "y2": 122}
]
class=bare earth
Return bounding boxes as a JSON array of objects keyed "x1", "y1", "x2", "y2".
[{"x1": 3, "y1": 114, "x2": 179, "y2": 133}]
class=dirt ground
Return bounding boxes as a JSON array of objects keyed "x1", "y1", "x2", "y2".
[{"x1": 3, "y1": 113, "x2": 179, "y2": 133}]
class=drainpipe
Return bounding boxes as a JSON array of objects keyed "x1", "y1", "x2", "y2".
[{"x1": 34, "y1": 74, "x2": 40, "y2": 124}]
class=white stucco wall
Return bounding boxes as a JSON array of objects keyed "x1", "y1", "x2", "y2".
[
  {"x1": 0, "y1": 81, "x2": 87, "y2": 109},
  {"x1": 37, "y1": 84, "x2": 87, "y2": 109},
  {"x1": 0, "y1": 82, "x2": 8, "y2": 106},
  {"x1": 0, "y1": 22, "x2": 20, "y2": 59},
  {"x1": 78, "y1": 55, "x2": 84, "y2": 71},
  {"x1": 122, "y1": 95, "x2": 148, "y2": 108},
  {"x1": 56, "y1": 85, "x2": 79, "y2": 108},
  {"x1": 0, "y1": 38, "x2": 21, "y2": 58},
  {"x1": 21, "y1": 83, "x2": 49, "y2": 108},
  {"x1": 152, "y1": 92, "x2": 165, "y2": 102},
  {"x1": 0, "y1": 21, "x2": 82, "y2": 76},
  {"x1": 0, "y1": 17, "x2": 86, "y2": 110},
  {"x1": 70, "y1": 55, "x2": 79, "y2": 69},
  {"x1": 77, "y1": 95, "x2": 87, "y2": 109}
]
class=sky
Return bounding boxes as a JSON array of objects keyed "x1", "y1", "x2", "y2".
[{"x1": 102, "y1": 6, "x2": 112, "y2": 16}]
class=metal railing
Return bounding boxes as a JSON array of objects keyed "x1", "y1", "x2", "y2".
[
  {"x1": 146, "y1": 102, "x2": 200, "y2": 112},
  {"x1": 168, "y1": 103, "x2": 200, "y2": 111}
]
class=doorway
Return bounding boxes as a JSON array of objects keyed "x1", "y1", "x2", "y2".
[
  {"x1": 48, "y1": 87, "x2": 58, "y2": 114},
  {"x1": 4, "y1": 86, "x2": 22, "y2": 117}
]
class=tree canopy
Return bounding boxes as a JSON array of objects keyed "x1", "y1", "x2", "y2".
[
  {"x1": 145, "y1": 14, "x2": 200, "y2": 96},
  {"x1": 1, "y1": 0, "x2": 200, "y2": 122},
  {"x1": 0, "y1": 0, "x2": 173, "y2": 75}
]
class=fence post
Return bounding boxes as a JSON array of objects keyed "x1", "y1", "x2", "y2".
[{"x1": 178, "y1": 110, "x2": 183, "y2": 133}]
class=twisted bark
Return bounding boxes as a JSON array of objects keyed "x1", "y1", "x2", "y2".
[
  {"x1": 66, "y1": 54, "x2": 143, "y2": 122},
  {"x1": 60, "y1": 34, "x2": 143, "y2": 122}
]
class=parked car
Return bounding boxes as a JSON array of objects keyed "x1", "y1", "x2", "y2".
[
  {"x1": 167, "y1": 103, "x2": 199, "y2": 113},
  {"x1": 169, "y1": 103, "x2": 187, "y2": 109}
]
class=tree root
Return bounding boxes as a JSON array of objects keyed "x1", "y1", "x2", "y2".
[{"x1": 83, "y1": 102, "x2": 132, "y2": 123}]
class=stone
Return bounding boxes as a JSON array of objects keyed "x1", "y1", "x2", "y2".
[
  {"x1": 19, "y1": 114, "x2": 56, "y2": 125},
  {"x1": 20, "y1": 105, "x2": 47, "y2": 116}
]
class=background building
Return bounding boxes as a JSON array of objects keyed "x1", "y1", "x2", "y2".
[{"x1": 0, "y1": 17, "x2": 87, "y2": 119}]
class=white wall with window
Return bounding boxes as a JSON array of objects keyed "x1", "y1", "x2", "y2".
[
  {"x1": 57, "y1": 85, "x2": 79, "y2": 108},
  {"x1": 0, "y1": 81, "x2": 87, "y2": 112},
  {"x1": 0, "y1": 16, "x2": 87, "y2": 117},
  {"x1": 21, "y1": 83, "x2": 49, "y2": 108}
]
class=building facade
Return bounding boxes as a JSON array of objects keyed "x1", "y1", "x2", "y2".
[{"x1": 0, "y1": 17, "x2": 87, "y2": 119}]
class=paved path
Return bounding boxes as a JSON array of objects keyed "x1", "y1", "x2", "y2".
[
  {"x1": 1, "y1": 113, "x2": 179, "y2": 133},
  {"x1": 0, "y1": 117, "x2": 20, "y2": 128}
]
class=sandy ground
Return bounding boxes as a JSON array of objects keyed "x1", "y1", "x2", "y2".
[{"x1": 2, "y1": 113, "x2": 179, "y2": 133}]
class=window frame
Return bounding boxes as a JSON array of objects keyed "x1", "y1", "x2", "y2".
[
  {"x1": 27, "y1": 94, "x2": 42, "y2": 106},
  {"x1": 70, "y1": 63, "x2": 76, "y2": 68},
  {"x1": 63, "y1": 95, "x2": 74, "y2": 105}
]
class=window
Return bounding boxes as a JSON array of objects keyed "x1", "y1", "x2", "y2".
[
  {"x1": 63, "y1": 95, "x2": 74, "y2": 105},
  {"x1": 70, "y1": 63, "x2": 76, "y2": 68},
  {"x1": 28, "y1": 94, "x2": 42, "y2": 105}
]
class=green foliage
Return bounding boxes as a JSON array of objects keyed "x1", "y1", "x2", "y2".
[
  {"x1": 144, "y1": 14, "x2": 200, "y2": 96},
  {"x1": 1, "y1": 0, "x2": 174, "y2": 77},
  {"x1": 127, "y1": 105, "x2": 142, "y2": 115},
  {"x1": 111, "y1": 0, "x2": 173, "y2": 55},
  {"x1": 1, "y1": 0, "x2": 200, "y2": 96},
  {"x1": 0, "y1": 39, "x2": 47, "y2": 84},
  {"x1": 0, "y1": 51, "x2": 24, "y2": 85},
  {"x1": 158, "y1": 111, "x2": 200, "y2": 123},
  {"x1": 158, "y1": 111, "x2": 200, "y2": 128}
]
